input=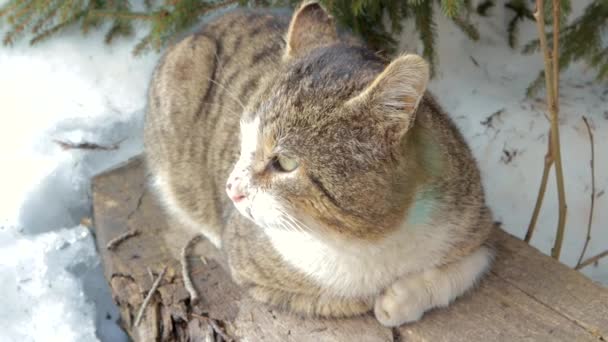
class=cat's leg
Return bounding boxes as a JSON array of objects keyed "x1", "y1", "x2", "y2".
[
  {"x1": 374, "y1": 245, "x2": 493, "y2": 327},
  {"x1": 247, "y1": 285, "x2": 373, "y2": 318},
  {"x1": 151, "y1": 173, "x2": 223, "y2": 248}
]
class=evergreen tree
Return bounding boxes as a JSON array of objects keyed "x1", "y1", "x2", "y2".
[
  {"x1": 0, "y1": 0, "x2": 478, "y2": 74},
  {"x1": 0, "y1": 0, "x2": 605, "y2": 86},
  {"x1": 522, "y1": 0, "x2": 608, "y2": 96}
]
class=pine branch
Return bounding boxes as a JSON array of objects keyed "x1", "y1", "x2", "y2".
[
  {"x1": 451, "y1": 14, "x2": 479, "y2": 41},
  {"x1": 476, "y1": 0, "x2": 494, "y2": 16},
  {"x1": 505, "y1": 0, "x2": 534, "y2": 48},
  {"x1": 440, "y1": 0, "x2": 463, "y2": 18},
  {"x1": 524, "y1": 0, "x2": 607, "y2": 96},
  {"x1": 0, "y1": 0, "x2": 481, "y2": 68},
  {"x1": 413, "y1": 1, "x2": 437, "y2": 76}
]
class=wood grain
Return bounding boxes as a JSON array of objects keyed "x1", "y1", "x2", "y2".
[{"x1": 92, "y1": 156, "x2": 607, "y2": 341}]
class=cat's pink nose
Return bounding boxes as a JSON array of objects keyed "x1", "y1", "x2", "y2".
[{"x1": 226, "y1": 178, "x2": 246, "y2": 202}]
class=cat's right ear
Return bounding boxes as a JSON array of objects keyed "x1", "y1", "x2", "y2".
[
  {"x1": 346, "y1": 54, "x2": 430, "y2": 143},
  {"x1": 284, "y1": 1, "x2": 338, "y2": 59}
]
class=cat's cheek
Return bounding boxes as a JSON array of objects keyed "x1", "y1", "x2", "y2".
[{"x1": 249, "y1": 192, "x2": 285, "y2": 229}]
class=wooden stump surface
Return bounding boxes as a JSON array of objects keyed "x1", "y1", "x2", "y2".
[{"x1": 92, "y1": 156, "x2": 608, "y2": 341}]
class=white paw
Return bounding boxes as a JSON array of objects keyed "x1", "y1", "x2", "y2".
[{"x1": 374, "y1": 277, "x2": 428, "y2": 327}]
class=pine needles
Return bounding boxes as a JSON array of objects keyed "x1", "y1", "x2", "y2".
[
  {"x1": 520, "y1": 0, "x2": 608, "y2": 96},
  {"x1": 0, "y1": 0, "x2": 480, "y2": 66},
  {"x1": 0, "y1": 0, "x2": 240, "y2": 55}
]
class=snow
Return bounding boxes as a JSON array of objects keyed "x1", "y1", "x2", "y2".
[
  {"x1": 419, "y1": 0, "x2": 608, "y2": 284},
  {"x1": 0, "y1": 226, "x2": 124, "y2": 341},
  {"x1": 0, "y1": 1, "x2": 605, "y2": 341},
  {"x1": 0, "y1": 20, "x2": 158, "y2": 342}
]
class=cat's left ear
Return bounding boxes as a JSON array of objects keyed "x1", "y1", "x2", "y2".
[
  {"x1": 284, "y1": 1, "x2": 338, "y2": 59},
  {"x1": 346, "y1": 54, "x2": 429, "y2": 141}
]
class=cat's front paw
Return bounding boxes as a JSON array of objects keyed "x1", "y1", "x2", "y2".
[{"x1": 373, "y1": 276, "x2": 428, "y2": 327}]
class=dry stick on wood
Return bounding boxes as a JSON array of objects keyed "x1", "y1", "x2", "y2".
[
  {"x1": 147, "y1": 267, "x2": 155, "y2": 282},
  {"x1": 205, "y1": 324, "x2": 216, "y2": 342},
  {"x1": 53, "y1": 138, "x2": 125, "y2": 151},
  {"x1": 525, "y1": 0, "x2": 568, "y2": 260},
  {"x1": 191, "y1": 313, "x2": 233, "y2": 342},
  {"x1": 134, "y1": 265, "x2": 167, "y2": 327},
  {"x1": 106, "y1": 228, "x2": 140, "y2": 250},
  {"x1": 181, "y1": 234, "x2": 204, "y2": 305},
  {"x1": 577, "y1": 250, "x2": 608, "y2": 270},
  {"x1": 576, "y1": 116, "x2": 596, "y2": 269}
]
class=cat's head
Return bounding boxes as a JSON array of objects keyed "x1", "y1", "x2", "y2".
[{"x1": 226, "y1": 1, "x2": 431, "y2": 242}]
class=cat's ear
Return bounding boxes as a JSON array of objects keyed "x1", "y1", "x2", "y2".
[
  {"x1": 284, "y1": 1, "x2": 338, "y2": 59},
  {"x1": 347, "y1": 54, "x2": 429, "y2": 139}
]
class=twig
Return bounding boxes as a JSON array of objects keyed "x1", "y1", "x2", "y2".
[
  {"x1": 205, "y1": 323, "x2": 216, "y2": 342},
  {"x1": 54, "y1": 138, "x2": 125, "y2": 151},
  {"x1": 576, "y1": 250, "x2": 608, "y2": 270},
  {"x1": 548, "y1": 0, "x2": 567, "y2": 260},
  {"x1": 106, "y1": 228, "x2": 140, "y2": 250},
  {"x1": 525, "y1": 0, "x2": 568, "y2": 260},
  {"x1": 191, "y1": 313, "x2": 233, "y2": 342},
  {"x1": 576, "y1": 117, "x2": 596, "y2": 268},
  {"x1": 147, "y1": 267, "x2": 155, "y2": 282},
  {"x1": 181, "y1": 234, "x2": 204, "y2": 305},
  {"x1": 106, "y1": 229, "x2": 139, "y2": 250},
  {"x1": 525, "y1": 136, "x2": 553, "y2": 242},
  {"x1": 134, "y1": 265, "x2": 167, "y2": 327}
]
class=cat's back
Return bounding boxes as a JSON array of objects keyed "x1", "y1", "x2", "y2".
[
  {"x1": 145, "y1": 9, "x2": 289, "y2": 245},
  {"x1": 146, "y1": 8, "x2": 289, "y2": 143}
]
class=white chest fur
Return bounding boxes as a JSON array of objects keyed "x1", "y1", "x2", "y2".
[{"x1": 265, "y1": 220, "x2": 453, "y2": 298}]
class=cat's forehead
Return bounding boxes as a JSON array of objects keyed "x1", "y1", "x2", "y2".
[
  {"x1": 247, "y1": 46, "x2": 387, "y2": 155},
  {"x1": 276, "y1": 45, "x2": 384, "y2": 102}
]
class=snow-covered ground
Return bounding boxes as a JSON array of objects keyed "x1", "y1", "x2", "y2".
[
  {"x1": 0, "y1": 21, "x2": 157, "y2": 342},
  {"x1": 0, "y1": 1, "x2": 605, "y2": 341}
]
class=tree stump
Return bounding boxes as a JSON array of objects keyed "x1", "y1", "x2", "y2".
[{"x1": 92, "y1": 156, "x2": 608, "y2": 341}]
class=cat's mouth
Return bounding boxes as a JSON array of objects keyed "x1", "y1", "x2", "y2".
[
  {"x1": 231, "y1": 190, "x2": 314, "y2": 234},
  {"x1": 231, "y1": 192, "x2": 256, "y2": 222}
]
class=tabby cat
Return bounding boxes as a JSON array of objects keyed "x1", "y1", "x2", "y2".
[{"x1": 144, "y1": 1, "x2": 494, "y2": 327}]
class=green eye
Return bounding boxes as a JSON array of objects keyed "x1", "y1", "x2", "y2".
[{"x1": 273, "y1": 155, "x2": 299, "y2": 172}]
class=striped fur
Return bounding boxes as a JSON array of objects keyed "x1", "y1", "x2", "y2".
[{"x1": 144, "y1": 2, "x2": 493, "y2": 327}]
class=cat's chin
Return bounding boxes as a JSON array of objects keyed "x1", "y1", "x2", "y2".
[{"x1": 232, "y1": 201, "x2": 255, "y2": 221}]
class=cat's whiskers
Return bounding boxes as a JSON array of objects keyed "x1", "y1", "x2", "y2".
[
  {"x1": 203, "y1": 76, "x2": 246, "y2": 110},
  {"x1": 211, "y1": 102, "x2": 245, "y2": 118},
  {"x1": 276, "y1": 207, "x2": 312, "y2": 233},
  {"x1": 278, "y1": 216, "x2": 300, "y2": 233}
]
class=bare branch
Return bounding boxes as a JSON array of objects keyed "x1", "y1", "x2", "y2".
[
  {"x1": 134, "y1": 265, "x2": 167, "y2": 327},
  {"x1": 576, "y1": 117, "x2": 595, "y2": 268},
  {"x1": 106, "y1": 229, "x2": 139, "y2": 250},
  {"x1": 525, "y1": 136, "x2": 553, "y2": 242},
  {"x1": 576, "y1": 250, "x2": 608, "y2": 270},
  {"x1": 548, "y1": 0, "x2": 567, "y2": 260},
  {"x1": 181, "y1": 234, "x2": 205, "y2": 305},
  {"x1": 191, "y1": 313, "x2": 233, "y2": 342},
  {"x1": 526, "y1": 0, "x2": 568, "y2": 260},
  {"x1": 106, "y1": 229, "x2": 140, "y2": 250}
]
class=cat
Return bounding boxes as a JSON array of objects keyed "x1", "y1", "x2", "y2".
[{"x1": 144, "y1": 1, "x2": 494, "y2": 327}]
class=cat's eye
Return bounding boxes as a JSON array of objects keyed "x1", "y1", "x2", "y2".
[{"x1": 272, "y1": 155, "x2": 299, "y2": 172}]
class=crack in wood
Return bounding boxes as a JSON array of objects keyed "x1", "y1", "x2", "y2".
[
  {"x1": 491, "y1": 270, "x2": 606, "y2": 340},
  {"x1": 127, "y1": 187, "x2": 147, "y2": 220},
  {"x1": 111, "y1": 272, "x2": 137, "y2": 282},
  {"x1": 391, "y1": 327, "x2": 402, "y2": 342}
]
